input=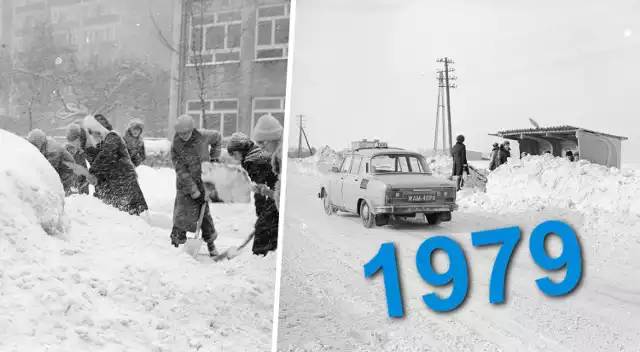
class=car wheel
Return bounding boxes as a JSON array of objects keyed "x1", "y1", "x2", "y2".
[
  {"x1": 425, "y1": 213, "x2": 442, "y2": 225},
  {"x1": 323, "y1": 192, "x2": 335, "y2": 215},
  {"x1": 360, "y1": 201, "x2": 376, "y2": 228}
]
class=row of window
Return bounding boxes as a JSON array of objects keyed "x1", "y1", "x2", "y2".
[
  {"x1": 185, "y1": 97, "x2": 286, "y2": 137},
  {"x1": 188, "y1": 3, "x2": 290, "y2": 65},
  {"x1": 51, "y1": 3, "x2": 115, "y2": 24},
  {"x1": 53, "y1": 26, "x2": 116, "y2": 46}
]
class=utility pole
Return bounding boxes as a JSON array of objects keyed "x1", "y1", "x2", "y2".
[
  {"x1": 297, "y1": 114, "x2": 305, "y2": 158},
  {"x1": 436, "y1": 57, "x2": 457, "y2": 154},
  {"x1": 168, "y1": 0, "x2": 184, "y2": 139},
  {"x1": 433, "y1": 71, "x2": 447, "y2": 156}
]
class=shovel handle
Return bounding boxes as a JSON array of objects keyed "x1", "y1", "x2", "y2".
[{"x1": 193, "y1": 197, "x2": 208, "y2": 240}]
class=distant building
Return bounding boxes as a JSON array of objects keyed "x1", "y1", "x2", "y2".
[
  {"x1": 490, "y1": 125, "x2": 627, "y2": 168},
  {"x1": 350, "y1": 139, "x2": 386, "y2": 150},
  {"x1": 176, "y1": 0, "x2": 290, "y2": 139}
]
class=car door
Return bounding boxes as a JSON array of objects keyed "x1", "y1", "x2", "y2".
[
  {"x1": 341, "y1": 156, "x2": 363, "y2": 211},
  {"x1": 330, "y1": 155, "x2": 352, "y2": 208}
]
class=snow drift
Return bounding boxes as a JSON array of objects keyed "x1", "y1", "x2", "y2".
[
  {"x1": 458, "y1": 154, "x2": 640, "y2": 214},
  {"x1": 0, "y1": 149, "x2": 275, "y2": 351},
  {"x1": 0, "y1": 129, "x2": 68, "y2": 236}
]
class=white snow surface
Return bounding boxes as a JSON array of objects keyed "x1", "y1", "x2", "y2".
[
  {"x1": 279, "y1": 151, "x2": 640, "y2": 351},
  {"x1": 0, "y1": 129, "x2": 68, "y2": 236},
  {"x1": 0, "y1": 134, "x2": 275, "y2": 352},
  {"x1": 144, "y1": 138, "x2": 171, "y2": 156}
]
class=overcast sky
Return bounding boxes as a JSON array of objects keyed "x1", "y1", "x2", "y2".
[{"x1": 287, "y1": 0, "x2": 640, "y2": 161}]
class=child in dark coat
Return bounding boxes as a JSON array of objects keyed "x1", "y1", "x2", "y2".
[
  {"x1": 64, "y1": 123, "x2": 90, "y2": 194},
  {"x1": 123, "y1": 119, "x2": 147, "y2": 167}
]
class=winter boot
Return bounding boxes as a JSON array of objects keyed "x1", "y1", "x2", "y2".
[{"x1": 207, "y1": 241, "x2": 219, "y2": 257}]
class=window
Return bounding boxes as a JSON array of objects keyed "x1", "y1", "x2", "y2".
[
  {"x1": 370, "y1": 154, "x2": 431, "y2": 174},
  {"x1": 351, "y1": 156, "x2": 363, "y2": 174},
  {"x1": 340, "y1": 155, "x2": 353, "y2": 173},
  {"x1": 185, "y1": 99, "x2": 239, "y2": 137},
  {"x1": 188, "y1": 10, "x2": 242, "y2": 65},
  {"x1": 255, "y1": 3, "x2": 290, "y2": 60},
  {"x1": 252, "y1": 97, "x2": 285, "y2": 129}
]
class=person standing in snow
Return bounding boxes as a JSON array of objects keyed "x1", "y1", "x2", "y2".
[
  {"x1": 170, "y1": 114, "x2": 221, "y2": 256},
  {"x1": 451, "y1": 134, "x2": 469, "y2": 191},
  {"x1": 227, "y1": 132, "x2": 279, "y2": 256},
  {"x1": 565, "y1": 150, "x2": 574, "y2": 162},
  {"x1": 123, "y1": 119, "x2": 147, "y2": 167},
  {"x1": 26, "y1": 129, "x2": 77, "y2": 196},
  {"x1": 83, "y1": 114, "x2": 149, "y2": 215},
  {"x1": 488, "y1": 142, "x2": 500, "y2": 171},
  {"x1": 63, "y1": 123, "x2": 90, "y2": 195},
  {"x1": 498, "y1": 141, "x2": 511, "y2": 165},
  {"x1": 251, "y1": 113, "x2": 284, "y2": 212}
]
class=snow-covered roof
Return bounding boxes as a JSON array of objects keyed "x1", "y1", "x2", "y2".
[{"x1": 489, "y1": 125, "x2": 628, "y2": 141}]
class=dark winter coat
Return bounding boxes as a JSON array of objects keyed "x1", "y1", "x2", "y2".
[
  {"x1": 89, "y1": 131, "x2": 148, "y2": 215},
  {"x1": 450, "y1": 141, "x2": 469, "y2": 176},
  {"x1": 38, "y1": 137, "x2": 78, "y2": 196},
  {"x1": 63, "y1": 142, "x2": 90, "y2": 194},
  {"x1": 171, "y1": 129, "x2": 222, "y2": 232},
  {"x1": 242, "y1": 145, "x2": 279, "y2": 255},
  {"x1": 488, "y1": 146, "x2": 500, "y2": 171},
  {"x1": 123, "y1": 120, "x2": 146, "y2": 167},
  {"x1": 498, "y1": 146, "x2": 510, "y2": 165}
]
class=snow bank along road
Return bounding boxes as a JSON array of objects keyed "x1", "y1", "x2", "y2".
[
  {"x1": 277, "y1": 170, "x2": 640, "y2": 352},
  {"x1": 0, "y1": 131, "x2": 276, "y2": 352}
]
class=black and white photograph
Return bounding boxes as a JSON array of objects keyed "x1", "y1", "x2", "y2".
[
  {"x1": 278, "y1": 0, "x2": 640, "y2": 351},
  {"x1": 0, "y1": 0, "x2": 289, "y2": 351}
]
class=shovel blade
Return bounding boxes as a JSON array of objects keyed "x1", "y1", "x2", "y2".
[{"x1": 184, "y1": 238, "x2": 203, "y2": 258}]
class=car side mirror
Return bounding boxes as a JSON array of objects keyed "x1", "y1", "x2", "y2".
[{"x1": 331, "y1": 166, "x2": 340, "y2": 173}]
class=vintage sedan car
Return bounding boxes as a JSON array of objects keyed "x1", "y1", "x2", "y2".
[{"x1": 318, "y1": 146, "x2": 458, "y2": 228}]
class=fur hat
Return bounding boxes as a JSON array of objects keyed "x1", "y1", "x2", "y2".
[
  {"x1": 27, "y1": 129, "x2": 47, "y2": 149},
  {"x1": 174, "y1": 114, "x2": 195, "y2": 134},
  {"x1": 492, "y1": 142, "x2": 499, "y2": 148},
  {"x1": 94, "y1": 114, "x2": 113, "y2": 131},
  {"x1": 456, "y1": 135, "x2": 465, "y2": 143},
  {"x1": 128, "y1": 118, "x2": 144, "y2": 132},
  {"x1": 227, "y1": 132, "x2": 254, "y2": 154},
  {"x1": 252, "y1": 114, "x2": 283, "y2": 142},
  {"x1": 66, "y1": 123, "x2": 83, "y2": 142},
  {"x1": 83, "y1": 115, "x2": 110, "y2": 148}
]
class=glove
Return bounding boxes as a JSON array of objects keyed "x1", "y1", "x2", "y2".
[{"x1": 191, "y1": 190, "x2": 206, "y2": 205}]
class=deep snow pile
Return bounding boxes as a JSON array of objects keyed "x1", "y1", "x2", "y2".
[
  {"x1": 0, "y1": 129, "x2": 68, "y2": 236},
  {"x1": 144, "y1": 138, "x2": 172, "y2": 157},
  {"x1": 457, "y1": 154, "x2": 640, "y2": 214},
  {"x1": 0, "y1": 137, "x2": 276, "y2": 351},
  {"x1": 290, "y1": 146, "x2": 341, "y2": 176}
]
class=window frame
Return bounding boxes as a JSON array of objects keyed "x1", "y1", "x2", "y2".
[
  {"x1": 187, "y1": 9, "x2": 243, "y2": 67},
  {"x1": 185, "y1": 98, "x2": 239, "y2": 137},
  {"x1": 254, "y1": 3, "x2": 290, "y2": 61},
  {"x1": 251, "y1": 96, "x2": 285, "y2": 130}
]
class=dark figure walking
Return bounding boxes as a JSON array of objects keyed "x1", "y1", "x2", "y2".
[
  {"x1": 451, "y1": 134, "x2": 469, "y2": 191},
  {"x1": 227, "y1": 132, "x2": 279, "y2": 256},
  {"x1": 169, "y1": 114, "x2": 222, "y2": 257},
  {"x1": 64, "y1": 123, "x2": 90, "y2": 194},
  {"x1": 83, "y1": 114, "x2": 149, "y2": 215},
  {"x1": 488, "y1": 142, "x2": 500, "y2": 171},
  {"x1": 123, "y1": 119, "x2": 147, "y2": 167}
]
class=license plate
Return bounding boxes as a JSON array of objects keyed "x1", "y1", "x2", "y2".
[{"x1": 408, "y1": 194, "x2": 435, "y2": 202}]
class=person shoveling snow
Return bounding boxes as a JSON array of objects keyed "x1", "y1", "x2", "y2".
[{"x1": 169, "y1": 114, "x2": 222, "y2": 257}]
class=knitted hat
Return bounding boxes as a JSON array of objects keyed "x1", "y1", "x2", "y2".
[
  {"x1": 66, "y1": 123, "x2": 83, "y2": 142},
  {"x1": 94, "y1": 114, "x2": 113, "y2": 131},
  {"x1": 27, "y1": 129, "x2": 47, "y2": 149},
  {"x1": 227, "y1": 132, "x2": 254, "y2": 154},
  {"x1": 252, "y1": 114, "x2": 283, "y2": 142},
  {"x1": 174, "y1": 114, "x2": 195, "y2": 134},
  {"x1": 128, "y1": 118, "x2": 144, "y2": 131}
]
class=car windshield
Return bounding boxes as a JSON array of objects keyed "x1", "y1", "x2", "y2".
[{"x1": 370, "y1": 154, "x2": 431, "y2": 174}]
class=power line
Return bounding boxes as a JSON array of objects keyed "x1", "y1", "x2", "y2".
[{"x1": 435, "y1": 57, "x2": 456, "y2": 155}]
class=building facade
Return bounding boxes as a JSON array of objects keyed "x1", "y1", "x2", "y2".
[{"x1": 178, "y1": 0, "x2": 290, "y2": 139}]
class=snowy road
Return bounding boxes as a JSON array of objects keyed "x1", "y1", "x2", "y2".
[{"x1": 277, "y1": 172, "x2": 640, "y2": 352}]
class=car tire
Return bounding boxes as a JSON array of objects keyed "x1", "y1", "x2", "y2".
[
  {"x1": 360, "y1": 201, "x2": 376, "y2": 229},
  {"x1": 425, "y1": 213, "x2": 442, "y2": 225},
  {"x1": 323, "y1": 191, "x2": 335, "y2": 216}
]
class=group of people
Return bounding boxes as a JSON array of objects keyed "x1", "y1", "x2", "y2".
[
  {"x1": 25, "y1": 112, "x2": 282, "y2": 258},
  {"x1": 488, "y1": 140, "x2": 512, "y2": 171},
  {"x1": 169, "y1": 113, "x2": 282, "y2": 257},
  {"x1": 26, "y1": 114, "x2": 149, "y2": 216}
]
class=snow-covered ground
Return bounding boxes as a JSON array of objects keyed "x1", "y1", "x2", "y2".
[
  {"x1": 0, "y1": 129, "x2": 275, "y2": 352},
  {"x1": 277, "y1": 152, "x2": 640, "y2": 351}
]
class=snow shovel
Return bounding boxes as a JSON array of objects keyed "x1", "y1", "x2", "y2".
[
  {"x1": 184, "y1": 201, "x2": 208, "y2": 258},
  {"x1": 212, "y1": 231, "x2": 255, "y2": 262}
]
